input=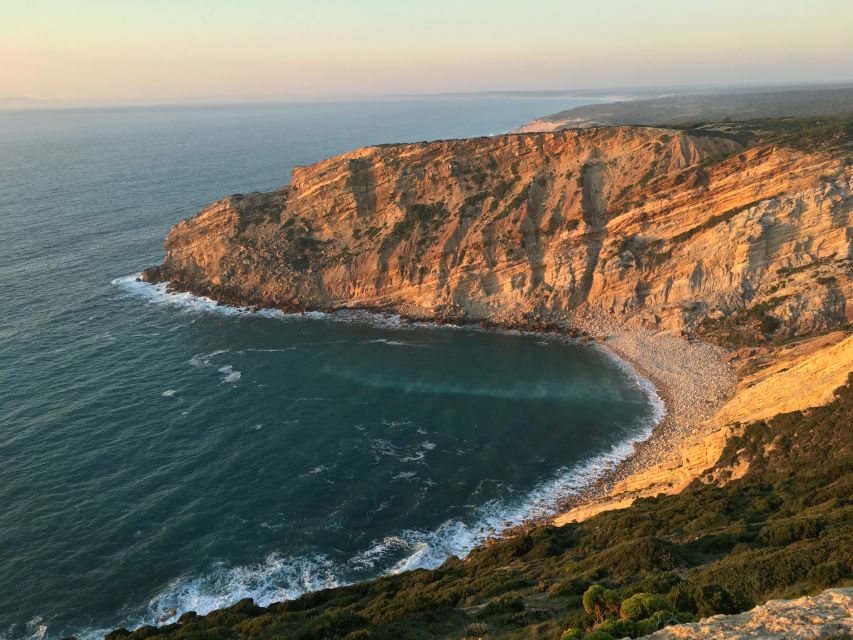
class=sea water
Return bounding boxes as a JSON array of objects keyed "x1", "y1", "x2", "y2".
[{"x1": 0, "y1": 98, "x2": 662, "y2": 639}]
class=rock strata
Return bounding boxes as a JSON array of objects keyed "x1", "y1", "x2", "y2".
[{"x1": 144, "y1": 126, "x2": 852, "y2": 338}]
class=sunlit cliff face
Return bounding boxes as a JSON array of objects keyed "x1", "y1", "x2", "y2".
[{"x1": 146, "y1": 126, "x2": 851, "y2": 336}]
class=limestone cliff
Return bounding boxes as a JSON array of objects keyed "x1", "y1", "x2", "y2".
[{"x1": 143, "y1": 124, "x2": 852, "y2": 338}]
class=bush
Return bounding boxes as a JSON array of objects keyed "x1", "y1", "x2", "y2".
[
  {"x1": 477, "y1": 593, "x2": 524, "y2": 618},
  {"x1": 596, "y1": 617, "x2": 635, "y2": 636},
  {"x1": 582, "y1": 631, "x2": 614, "y2": 640},
  {"x1": 693, "y1": 584, "x2": 739, "y2": 618},
  {"x1": 560, "y1": 629, "x2": 583, "y2": 640},
  {"x1": 759, "y1": 518, "x2": 822, "y2": 546},
  {"x1": 583, "y1": 585, "x2": 621, "y2": 622},
  {"x1": 619, "y1": 593, "x2": 673, "y2": 621},
  {"x1": 550, "y1": 578, "x2": 586, "y2": 598},
  {"x1": 668, "y1": 582, "x2": 698, "y2": 613},
  {"x1": 598, "y1": 537, "x2": 685, "y2": 577},
  {"x1": 808, "y1": 561, "x2": 843, "y2": 589},
  {"x1": 562, "y1": 611, "x2": 587, "y2": 631},
  {"x1": 464, "y1": 622, "x2": 490, "y2": 638},
  {"x1": 634, "y1": 617, "x2": 660, "y2": 636}
]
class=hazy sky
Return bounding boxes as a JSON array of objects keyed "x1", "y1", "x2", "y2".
[{"x1": 3, "y1": 0, "x2": 852, "y2": 104}]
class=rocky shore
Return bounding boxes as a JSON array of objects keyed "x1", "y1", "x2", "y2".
[{"x1": 548, "y1": 311, "x2": 735, "y2": 522}]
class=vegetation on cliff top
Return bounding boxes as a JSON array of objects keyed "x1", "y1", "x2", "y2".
[
  {"x1": 108, "y1": 376, "x2": 853, "y2": 640},
  {"x1": 671, "y1": 113, "x2": 853, "y2": 152}
]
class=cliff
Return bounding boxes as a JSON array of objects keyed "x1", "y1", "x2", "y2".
[{"x1": 144, "y1": 122, "x2": 852, "y2": 340}]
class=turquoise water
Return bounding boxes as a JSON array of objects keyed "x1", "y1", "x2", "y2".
[{"x1": 0, "y1": 98, "x2": 661, "y2": 639}]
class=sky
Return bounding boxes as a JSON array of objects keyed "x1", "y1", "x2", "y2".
[{"x1": 2, "y1": 0, "x2": 852, "y2": 105}]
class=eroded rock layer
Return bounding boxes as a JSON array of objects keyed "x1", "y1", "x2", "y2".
[{"x1": 145, "y1": 126, "x2": 852, "y2": 336}]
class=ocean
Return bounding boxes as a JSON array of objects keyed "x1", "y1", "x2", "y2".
[{"x1": 0, "y1": 97, "x2": 662, "y2": 639}]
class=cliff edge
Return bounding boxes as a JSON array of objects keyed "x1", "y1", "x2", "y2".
[{"x1": 143, "y1": 120, "x2": 852, "y2": 339}]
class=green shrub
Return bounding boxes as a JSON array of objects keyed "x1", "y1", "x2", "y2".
[
  {"x1": 759, "y1": 518, "x2": 822, "y2": 546},
  {"x1": 668, "y1": 582, "x2": 698, "y2": 613},
  {"x1": 583, "y1": 585, "x2": 621, "y2": 622},
  {"x1": 808, "y1": 561, "x2": 843, "y2": 589},
  {"x1": 634, "y1": 617, "x2": 660, "y2": 635},
  {"x1": 477, "y1": 593, "x2": 524, "y2": 618},
  {"x1": 596, "y1": 616, "x2": 635, "y2": 636},
  {"x1": 465, "y1": 622, "x2": 490, "y2": 638},
  {"x1": 600, "y1": 538, "x2": 685, "y2": 577},
  {"x1": 692, "y1": 584, "x2": 739, "y2": 618},
  {"x1": 619, "y1": 593, "x2": 673, "y2": 621},
  {"x1": 560, "y1": 629, "x2": 583, "y2": 640},
  {"x1": 550, "y1": 578, "x2": 586, "y2": 598},
  {"x1": 582, "y1": 631, "x2": 614, "y2": 640},
  {"x1": 631, "y1": 573, "x2": 681, "y2": 596}
]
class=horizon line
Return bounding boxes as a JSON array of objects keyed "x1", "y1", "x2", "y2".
[{"x1": 3, "y1": 79, "x2": 853, "y2": 111}]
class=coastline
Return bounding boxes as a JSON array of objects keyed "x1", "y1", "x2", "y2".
[
  {"x1": 110, "y1": 273, "x2": 853, "y2": 639},
  {"x1": 549, "y1": 312, "x2": 736, "y2": 524},
  {"x1": 118, "y1": 274, "x2": 735, "y2": 530},
  {"x1": 103, "y1": 274, "x2": 702, "y2": 631}
]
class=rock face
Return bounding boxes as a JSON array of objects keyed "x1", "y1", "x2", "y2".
[
  {"x1": 640, "y1": 587, "x2": 853, "y2": 639},
  {"x1": 146, "y1": 126, "x2": 852, "y2": 336}
]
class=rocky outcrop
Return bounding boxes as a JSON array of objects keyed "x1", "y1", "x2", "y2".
[
  {"x1": 144, "y1": 125, "x2": 852, "y2": 338},
  {"x1": 640, "y1": 587, "x2": 853, "y2": 639}
]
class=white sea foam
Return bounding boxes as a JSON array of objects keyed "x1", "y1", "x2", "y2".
[
  {"x1": 401, "y1": 440, "x2": 437, "y2": 462},
  {"x1": 161, "y1": 389, "x2": 178, "y2": 398},
  {"x1": 368, "y1": 438, "x2": 399, "y2": 457},
  {"x1": 26, "y1": 617, "x2": 47, "y2": 640},
  {"x1": 366, "y1": 338, "x2": 423, "y2": 347},
  {"x1": 188, "y1": 349, "x2": 229, "y2": 367},
  {"x1": 380, "y1": 418, "x2": 413, "y2": 428},
  {"x1": 111, "y1": 274, "x2": 473, "y2": 333},
  {"x1": 348, "y1": 536, "x2": 411, "y2": 570},
  {"x1": 87, "y1": 554, "x2": 342, "y2": 636},
  {"x1": 111, "y1": 274, "x2": 407, "y2": 328},
  {"x1": 216, "y1": 365, "x2": 242, "y2": 383}
]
